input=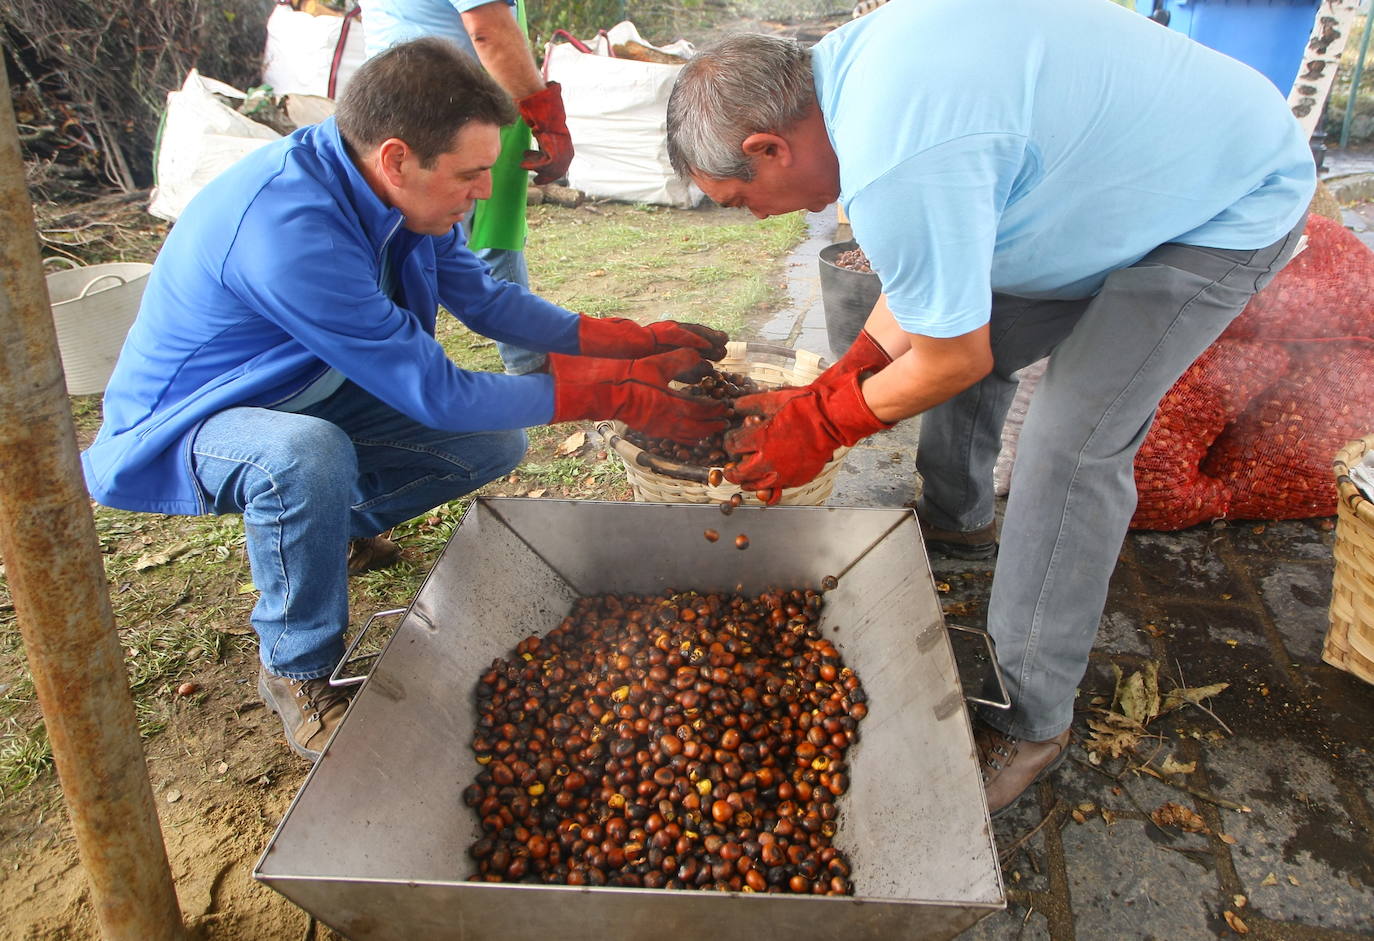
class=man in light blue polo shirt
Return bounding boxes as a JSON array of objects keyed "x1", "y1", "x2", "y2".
[{"x1": 666, "y1": 0, "x2": 1314, "y2": 815}]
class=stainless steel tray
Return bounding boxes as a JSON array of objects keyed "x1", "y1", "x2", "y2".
[{"x1": 256, "y1": 498, "x2": 1004, "y2": 940}]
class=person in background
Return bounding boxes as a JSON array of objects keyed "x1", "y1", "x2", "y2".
[
  {"x1": 363, "y1": 0, "x2": 572, "y2": 376},
  {"x1": 82, "y1": 40, "x2": 727, "y2": 761},
  {"x1": 666, "y1": 0, "x2": 1313, "y2": 815}
]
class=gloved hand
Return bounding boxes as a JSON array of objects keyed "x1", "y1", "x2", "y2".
[
  {"x1": 579, "y1": 315, "x2": 728, "y2": 361},
  {"x1": 725, "y1": 372, "x2": 891, "y2": 503},
  {"x1": 516, "y1": 82, "x2": 574, "y2": 186},
  {"x1": 550, "y1": 349, "x2": 730, "y2": 443},
  {"x1": 722, "y1": 329, "x2": 893, "y2": 421}
]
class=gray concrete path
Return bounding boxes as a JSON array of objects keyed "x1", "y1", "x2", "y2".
[{"x1": 743, "y1": 210, "x2": 1374, "y2": 940}]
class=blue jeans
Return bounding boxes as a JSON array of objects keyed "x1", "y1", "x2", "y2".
[
  {"x1": 477, "y1": 247, "x2": 547, "y2": 376},
  {"x1": 191, "y1": 380, "x2": 526, "y2": 679},
  {"x1": 917, "y1": 223, "x2": 1305, "y2": 740}
]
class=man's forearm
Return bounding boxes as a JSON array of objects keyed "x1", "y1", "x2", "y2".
[
  {"x1": 857, "y1": 295, "x2": 993, "y2": 422},
  {"x1": 460, "y1": 2, "x2": 545, "y2": 99}
]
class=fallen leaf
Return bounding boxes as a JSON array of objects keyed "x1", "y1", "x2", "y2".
[
  {"x1": 1219, "y1": 833, "x2": 1238, "y2": 845},
  {"x1": 1220, "y1": 593, "x2": 1233, "y2": 600},
  {"x1": 1151, "y1": 801, "x2": 1208, "y2": 833},
  {"x1": 1224, "y1": 910, "x2": 1248, "y2": 934},
  {"x1": 165, "y1": 789, "x2": 182, "y2": 804},
  {"x1": 1225, "y1": 638, "x2": 1239, "y2": 647},
  {"x1": 1071, "y1": 809, "x2": 1086, "y2": 824},
  {"x1": 1287, "y1": 875, "x2": 1300, "y2": 886},
  {"x1": 1161, "y1": 755, "x2": 1197, "y2": 776},
  {"x1": 527, "y1": 488, "x2": 546, "y2": 499},
  {"x1": 1233, "y1": 894, "x2": 1247, "y2": 908},
  {"x1": 590, "y1": 268, "x2": 607, "y2": 277},
  {"x1": 133, "y1": 541, "x2": 196, "y2": 571},
  {"x1": 935, "y1": 581, "x2": 951, "y2": 593},
  {"x1": 1085, "y1": 711, "x2": 1145, "y2": 759},
  {"x1": 1162, "y1": 681, "x2": 1230, "y2": 714},
  {"x1": 556, "y1": 430, "x2": 587, "y2": 455},
  {"x1": 1112, "y1": 661, "x2": 1161, "y2": 724},
  {"x1": 217, "y1": 762, "x2": 229, "y2": 775},
  {"x1": 1144, "y1": 622, "x2": 1166, "y2": 638},
  {"x1": 1090, "y1": 695, "x2": 1108, "y2": 705},
  {"x1": 1261, "y1": 872, "x2": 1278, "y2": 886},
  {"x1": 237, "y1": 581, "x2": 258, "y2": 595},
  {"x1": 1101, "y1": 807, "x2": 1117, "y2": 825},
  {"x1": 1077, "y1": 802, "x2": 1095, "y2": 813}
]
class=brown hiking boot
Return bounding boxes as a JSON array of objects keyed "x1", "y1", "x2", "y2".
[
  {"x1": 974, "y1": 721, "x2": 1071, "y2": 817},
  {"x1": 258, "y1": 665, "x2": 355, "y2": 761},
  {"x1": 347, "y1": 534, "x2": 401, "y2": 576},
  {"x1": 917, "y1": 515, "x2": 997, "y2": 560}
]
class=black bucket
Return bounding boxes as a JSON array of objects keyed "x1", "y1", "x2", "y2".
[{"x1": 819, "y1": 240, "x2": 881, "y2": 356}]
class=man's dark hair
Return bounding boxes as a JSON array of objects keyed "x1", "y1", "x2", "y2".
[{"x1": 336, "y1": 37, "x2": 518, "y2": 166}]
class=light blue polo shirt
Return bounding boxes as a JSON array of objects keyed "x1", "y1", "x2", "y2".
[
  {"x1": 812, "y1": 0, "x2": 1315, "y2": 338},
  {"x1": 362, "y1": 0, "x2": 515, "y2": 59}
]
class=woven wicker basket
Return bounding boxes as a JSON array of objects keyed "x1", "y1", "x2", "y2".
[
  {"x1": 1324, "y1": 434, "x2": 1374, "y2": 684},
  {"x1": 595, "y1": 341, "x2": 848, "y2": 506}
]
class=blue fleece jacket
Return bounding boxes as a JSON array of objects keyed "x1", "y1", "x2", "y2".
[{"x1": 81, "y1": 118, "x2": 581, "y2": 515}]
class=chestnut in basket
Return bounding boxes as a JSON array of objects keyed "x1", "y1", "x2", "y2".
[
  {"x1": 623, "y1": 368, "x2": 775, "y2": 466},
  {"x1": 463, "y1": 587, "x2": 868, "y2": 895}
]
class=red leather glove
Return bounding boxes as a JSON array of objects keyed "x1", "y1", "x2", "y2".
[
  {"x1": 729, "y1": 329, "x2": 893, "y2": 420},
  {"x1": 725, "y1": 372, "x2": 891, "y2": 503},
  {"x1": 579, "y1": 315, "x2": 728, "y2": 361},
  {"x1": 516, "y1": 82, "x2": 574, "y2": 186},
  {"x1": 549, "y1": 350, "x2": 730, "y2": 443}
]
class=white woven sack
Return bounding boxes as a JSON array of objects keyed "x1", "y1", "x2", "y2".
[
  {"x1": 545, "y1": 24, "x2": 703, "y2": 208},
  {"x1": 261, "y1": 3, "x2": 367, "y2": 99},
  {"x1": 148, "y1": 71, "x2": 280, "y2": 222}
]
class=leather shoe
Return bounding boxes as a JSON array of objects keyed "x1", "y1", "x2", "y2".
[
  {"x1": 347, "y1": 534, "x2": 401, "y2": 575},
  {"x1": 258, "y1": 665, "x2": 355, "y2": 761},
  {"x1": 974, "y1": 721, "x2": 1071, "y2": 817},
  {"x1": 915, "y1": 512, "x2": 997, "y2": 560}
]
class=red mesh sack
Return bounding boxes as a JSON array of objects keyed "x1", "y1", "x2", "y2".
[
  {"x1": 1131, "y1": 340, "x2": 1290, "y2": 529},
  {"x1": 1131, "y1": 216, "x2": 1374, "y2": 530},
  {"x1": 1221, "y1": 215, "x2": 1374, "y2": 342},
  {"x1": 1204, "y1": 344, "x2": 1374, "y2": 520}
]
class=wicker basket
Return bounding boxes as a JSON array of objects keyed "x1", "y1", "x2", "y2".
[
  {"x1": 595, "y1": 341, "x2": 848, "y2": 506},
  {"x1": 1324, "y1": 434, "x2": 1374, "y2": 684}
]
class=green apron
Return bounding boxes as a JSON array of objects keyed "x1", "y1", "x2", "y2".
[{"x1": 467, "y1": 0, "x2": 532, "y2": 253}]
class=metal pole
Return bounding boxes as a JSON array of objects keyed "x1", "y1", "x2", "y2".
[
  {"x1": 0, "y1": 64, "x2": 186, "y2": 941},
  {"x1": 1340, "y1": 12, "x2": 1372, "y2": 149}
]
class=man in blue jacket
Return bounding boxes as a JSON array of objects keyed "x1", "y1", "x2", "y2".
[
  {"x1": 83, "y1": 38, "x2": 727, "y2": 761},
  {"x1": 666, "y1": 0, "x2": 1313, "y2": 815}
]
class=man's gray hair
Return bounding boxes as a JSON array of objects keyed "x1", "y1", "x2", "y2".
[{"x1": 666, "y1": 34, "x2": 815, "y2": 181}]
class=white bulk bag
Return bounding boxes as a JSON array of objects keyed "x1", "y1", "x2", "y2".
[
  {"x1": 262, "y1": 2, "x2": 366, "y2": 100},
  {"x1": 544, "y1": 22, "x2": 703, "y2": 208},
  {"x1": 148, "y1": 71, "x2": 281, "y2": 222}
]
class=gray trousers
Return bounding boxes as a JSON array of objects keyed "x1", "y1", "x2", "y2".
[{"x1": 916, "y1": 221, "x2": 1306, "y2": 740}]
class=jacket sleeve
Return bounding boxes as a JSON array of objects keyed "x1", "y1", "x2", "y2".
[
  {"x1": 431, "y1": 230, "x2": 583, "y2": 353},
  {"x1": 220, "y1": 197, "x2": 557, "y2": 430}
]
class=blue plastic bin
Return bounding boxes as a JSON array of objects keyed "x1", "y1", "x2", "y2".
[{"x1": 1134, "y1": 0, "x2": 1321, "y2": 93}]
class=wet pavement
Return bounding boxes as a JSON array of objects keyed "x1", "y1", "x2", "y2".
[{"x1": 751, "y1": 206, "x2": 1374, "y2": 939}]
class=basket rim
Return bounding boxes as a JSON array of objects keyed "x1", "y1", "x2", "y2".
[{"x1": 1333, "y1": 433, "x2": 1374, "y2": 524}]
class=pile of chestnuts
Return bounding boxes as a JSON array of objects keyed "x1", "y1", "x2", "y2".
[
  {"x1": 463, "y1": 587, "x2": 868, "y2": 895},
  {"x1": 624, "y1": 369, "x2": 766, "y2": 465}
]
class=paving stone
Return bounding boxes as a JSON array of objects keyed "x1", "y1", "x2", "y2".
[
  {"x1": 1131, "y1": 529, "x2": 1245, "y2": 600},
  {"x1": 1253, "y1": 561, "x2": 1334, "y2": 665},
  {"x1": 829, "y1": 446, "x2": 915, "y2": 508},
  {"x1": 958, "y1": 902, "x2": 1052, "y2": 940},
  {"x1": 1061, "y1": 816, "x2": 1220, "y2": 939},
  {"x1": 1223, "y1": 518, "x2": 1337, "y2": 561},
  {"x1": 1095, "y1": 609, "x2": 1155, "y2": 658},
  {"x1": 1203, "y1": 737, "x2": 1374, "y2": 933}
]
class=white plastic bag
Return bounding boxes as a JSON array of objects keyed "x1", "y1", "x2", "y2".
[
  {"x1": 262, "y1": 2, "x2": 367, "y2": 100},
  {"x1": 544, "y1": 22, "x2": 703, "y2": 208},
  {"x1": 148, "y1": 71, "x2": 281, "y2": 222}
]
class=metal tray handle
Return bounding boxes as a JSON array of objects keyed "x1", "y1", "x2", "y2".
[
  {"x1": 946, "y1": 622, "x2": 1012, "y2": 710},
  {"x1": 329, "y1": 607, "x2": 406, "y2": 688}
]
